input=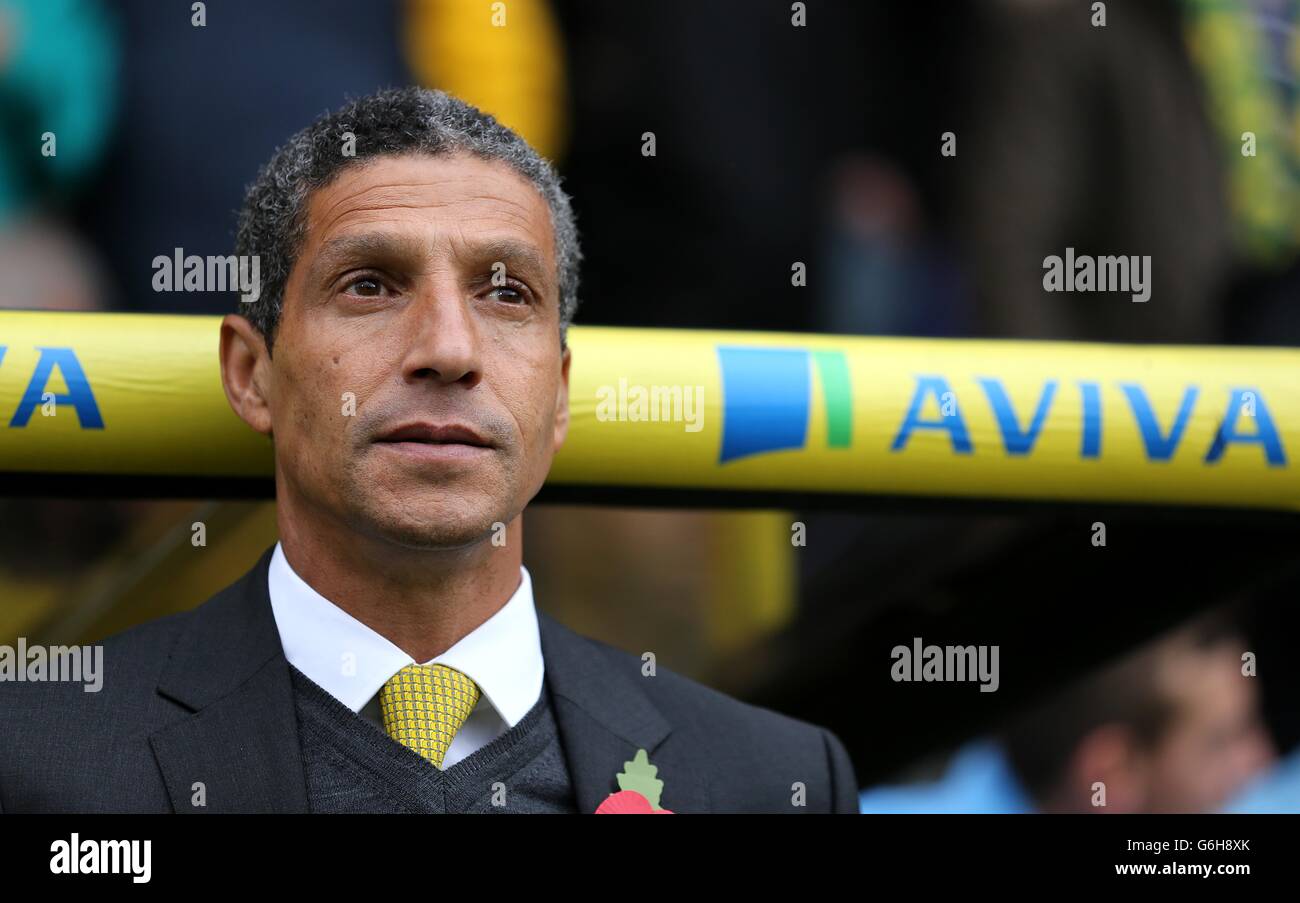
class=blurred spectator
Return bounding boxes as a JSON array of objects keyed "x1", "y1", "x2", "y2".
[
  {"x1": 0, "y1": 0, "x2": 117, "y2": 311},
  {"x1": 818, "y1": 153, "x2": 970, "y2": 338},
  {"x1": 856, "y1": 740, "x2": 1034, "y2": 814},
  {"x1": 0, "y1": 0, "x2": 116, "y2": 225},
  {"x1": 1224, "y1": 743, "x2": 1300, "y2": 812},
  {"x1": 956, "y1": 0, "x2": 1300, "y2": 345},
  {"x1": 0, "y1": 214, "x2": 109, "y2": 310},
  {"x1": 860, "y1": 610, "x2": 1275, "y2": 813}
]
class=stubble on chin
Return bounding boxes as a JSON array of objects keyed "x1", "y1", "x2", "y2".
[{"x1": 341, "y1": 451, "x2": 517, "y2": 551}]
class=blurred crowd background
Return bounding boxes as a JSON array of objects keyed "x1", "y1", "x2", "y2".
[{"x1": 2, "y1": 0, "x2": 1299, "y2": 812}]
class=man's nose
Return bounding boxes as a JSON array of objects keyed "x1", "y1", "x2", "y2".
[{"x1": 400, "y1": 281, "x2": 482, "y2": 386}]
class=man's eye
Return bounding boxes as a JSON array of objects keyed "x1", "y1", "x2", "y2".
[
  {"x1": 489, "y1": 281, "x2": 531, "y2": 304},
  {"x1": 345, "y1": 277, "x2": 386, "y2": 297}
]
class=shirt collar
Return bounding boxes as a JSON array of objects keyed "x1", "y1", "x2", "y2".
[{"x1": 266, "y1": 541, "x2": 544, "y2": 728}]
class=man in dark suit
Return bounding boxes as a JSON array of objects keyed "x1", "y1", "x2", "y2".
[{"x1": 0, "y1": 87, "x2": 858, "y2": 813}]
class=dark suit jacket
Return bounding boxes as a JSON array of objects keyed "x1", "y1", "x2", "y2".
[{"x1": 0, "y1": 545, "x2": 859, "y2": 813}]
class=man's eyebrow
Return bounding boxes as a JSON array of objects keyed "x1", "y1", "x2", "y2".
[
  {"x1": 306, "y1": 233, "x2": 554, "y2": 289},
  {"x1": 307, "y1": 233, "x2": 428, "y2": 283},
  {"x1": 470, "y1": 238, "x2": 552, "y2": 283}
]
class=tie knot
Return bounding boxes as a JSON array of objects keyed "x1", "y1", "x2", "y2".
[{"x1": 378, "y1": 663, "x2": 481, "y2": 769}]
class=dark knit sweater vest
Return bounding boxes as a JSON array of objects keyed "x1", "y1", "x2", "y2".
[{"x1": 288, "y1": 663, "x2": 580, "y2": 813}]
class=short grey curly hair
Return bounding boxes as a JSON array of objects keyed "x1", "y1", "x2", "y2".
[{"x1": 234, "y1": 86, "x2": 582, "y2": 351}]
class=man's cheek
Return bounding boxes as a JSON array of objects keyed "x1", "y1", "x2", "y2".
[{"x1": 284, "y1": 376, "x2": 344, "y2": 469}]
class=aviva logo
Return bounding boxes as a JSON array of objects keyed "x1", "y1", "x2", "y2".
[{"x1": 716, "y1": 346, "x2": 852, "y2": 462}]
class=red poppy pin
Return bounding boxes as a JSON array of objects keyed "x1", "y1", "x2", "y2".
[{"x1": 594, "y1": 748, "x2": 674, "y2": 814}]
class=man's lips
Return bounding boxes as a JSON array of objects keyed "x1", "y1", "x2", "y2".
[
  {"x1": 374, "y1": 422, "x2": 493, "y2": 447},
  {"x1": 373, "y1": 422, "x2": 495, "y2": 462}
]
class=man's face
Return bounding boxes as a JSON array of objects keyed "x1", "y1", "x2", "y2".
[
  {"x1": 241, "y1": 152, "x2": 569, "y2": 550},
  {"x1": 1140, "y1": 644, "x2": 1275, "y2": 813}
]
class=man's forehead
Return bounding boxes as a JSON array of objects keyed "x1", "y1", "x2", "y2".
[{"x1": 301, "y1": 152, "x2": 556, "y2": 261}]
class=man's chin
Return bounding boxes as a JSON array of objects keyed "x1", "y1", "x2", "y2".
[
  {"x1": 357, "y1": 492, "x2": 509, "y2": 552},
  {"x1": 365, "y1": 517, "x2": 504, "y2": 552}
]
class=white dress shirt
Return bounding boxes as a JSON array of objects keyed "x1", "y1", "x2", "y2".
[{"x1": 266, "y1": 541, "x2": 545, "y2": 770}]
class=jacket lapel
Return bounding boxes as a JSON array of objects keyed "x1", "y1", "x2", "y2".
[
  {"x1": 537, "y1": 612, "x2": 711, "y2": 813},
  {"x1": 147, "y1": 546, "x2": 709, "y2": 813},
  {"x1": 149, "y1": 545, "x2": 309, "y2": 813}
]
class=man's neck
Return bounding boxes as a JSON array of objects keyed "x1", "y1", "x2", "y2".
[{"x1": 276, "y1": 511, "x2": 525, "y2": 664}]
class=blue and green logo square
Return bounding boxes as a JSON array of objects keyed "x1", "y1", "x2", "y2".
[{"x1": 716, "y1": 346, "x2": 852, "y2": 462}]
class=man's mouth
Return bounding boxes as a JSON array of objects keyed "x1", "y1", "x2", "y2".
[{"x1": 373, "y1": 422, "x2": 494, "y2": 460}]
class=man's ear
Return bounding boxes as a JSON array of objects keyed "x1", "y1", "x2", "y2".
[
  {"x1": 553, "y1": 344, "x2": 571, "y2": 450},
  {"x1": 1069, "y1": 724, "x2": 1147, "y2": 813},
  {"x1": 220, "y1": 314, "x2": 274, "y2": 436}
]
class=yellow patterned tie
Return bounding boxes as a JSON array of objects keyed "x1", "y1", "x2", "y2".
[{"x1": 378, "y1": 663, "x2": 480, "y2": 769}]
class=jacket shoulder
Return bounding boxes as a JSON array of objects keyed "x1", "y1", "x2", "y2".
[
  {"x1": 0, "y1": 608, "x2": 192, "y2": 723},
  {"x1": 561, "y1": 624, "x2": 858, "y2": 811},
  {"x1": 0, "y1": 608, "x2": 195, "y2": 813},
  {"x1": 580, "y1": 629, "x2": 823, "y2": 738}
]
